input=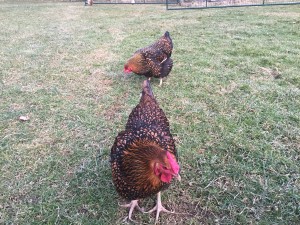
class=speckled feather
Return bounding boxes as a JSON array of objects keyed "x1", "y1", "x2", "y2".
[
  {"x1": 125, "y1": 31, "x2": 173, "y2": 79},
  {"x1": 110, "y1": 80, "x2": 177, "y2": 200}
]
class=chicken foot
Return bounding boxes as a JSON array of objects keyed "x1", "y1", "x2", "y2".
[
  {"x1": 146, "y1": 192, "x2": 174, "y2": 223},
  {"x1": 119, "y1": 199, "x2": 144, "y2": 222}
]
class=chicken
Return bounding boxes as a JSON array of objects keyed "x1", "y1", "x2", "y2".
[
  {"x1": 86, "y1": 0, "x2": 93, "y2": 5},
  {"x1": 124, "y1": 31, "x2": 173, "y2": 86},
  {"x1": 110, "y1": 80, "x2": 180, "y2": 223}
]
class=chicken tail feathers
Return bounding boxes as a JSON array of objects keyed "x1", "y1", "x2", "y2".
[
  {"x1": 160, "y1": 31, "x2": 173, "y2": 57},
  {"x1": 163, "y1": 31, "x2": 172, "y2": 45}
]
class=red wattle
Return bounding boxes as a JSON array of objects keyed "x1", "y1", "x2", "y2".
[{"x1": 161, "y1": 173, "x2": 172, "y2": 183}]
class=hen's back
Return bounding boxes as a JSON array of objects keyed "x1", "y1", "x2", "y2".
[
  {"x1": 151, "y1": 31, "x2": 173, "y2": 57},
  {"x1": 138, "y1": 31, "x2": 173, "y2": 60},
  {"x1": 125, "y1": 80, "x2": 176, "y2": 154}
]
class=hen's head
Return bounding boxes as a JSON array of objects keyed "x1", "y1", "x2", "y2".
[
  {"x1": 124, "y1": 64, "x2": 132, "y2": 73},
  {"x1": 124, "y1": 53, "x2": 144, "y2": 74},
  {"x1": 122, "y1": 141, "x2": 180, "y2": 186},
  {"x1": 154, "y1": 151, "x2": 180, "y2": 183}
]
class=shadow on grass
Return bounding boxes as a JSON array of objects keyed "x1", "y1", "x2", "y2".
[{"x1": 66, "y1": 150, "x2": 118, "y2": 224}]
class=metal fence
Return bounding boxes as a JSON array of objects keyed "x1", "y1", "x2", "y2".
[
  {"x1": 85, "y1": 0, "x2": 300, "y2": 7},
  {"x1": 166, "y1": 0, "x2": 300, "y2": 9},
  {"x1": 86, "y1": 0, "x2": 166, "y2": 4}
]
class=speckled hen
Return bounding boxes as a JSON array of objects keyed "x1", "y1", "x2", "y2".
[
  {"x1": 124, "y1": 31, "x2": 173, "y2": 86},
  {"x1": 110, "y1": 80, "x2": 180, "y2": 223}
]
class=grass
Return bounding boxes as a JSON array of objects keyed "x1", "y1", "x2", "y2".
[
  {"x1": 170, "y1": 0, "x2": 300, "y2": 9},
  {"x1": 0, "y1": 2, "x2": 299, "y2": 224}
]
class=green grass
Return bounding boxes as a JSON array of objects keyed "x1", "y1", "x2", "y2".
[{"x1": 0, "y1": 2, "x2": 299, "y2": 224}]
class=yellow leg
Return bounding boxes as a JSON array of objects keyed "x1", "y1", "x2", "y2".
[{"x1": 159, "y1": 78, "x2": 163, "y2": 87}]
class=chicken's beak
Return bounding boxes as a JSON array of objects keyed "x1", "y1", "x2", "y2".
[
  {"x1": 123, "y1": 70, "x2": 129, "y2": 78},
  {"x1": 174, "y1": 173, "x2": 181, "y2": 182}
]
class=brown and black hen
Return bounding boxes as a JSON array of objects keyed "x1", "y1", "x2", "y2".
[
  {"x1": 124, "y1": 31, "x2": 173, "y2": 86},
  {"x1": 111, "y1": 80, "x2": 180, "y2": 223}
]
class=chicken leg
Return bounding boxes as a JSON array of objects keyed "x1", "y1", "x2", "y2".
[
  {"x1": 159, "y1": 78, "x2": 163, "y2": 87},
  {"x1": 119, "y1": 199, "x2": 144, "y2": 222},
  {"x1": 146, "y1": 192, "x2": 174, "y2": 223}
]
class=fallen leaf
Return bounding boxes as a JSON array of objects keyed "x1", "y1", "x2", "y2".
[
  {"x1": 188, "y1": 181, "x2": 194, "y2": 186},
  {"x1": 198, "y1": 149, "x2": 205, "y2": 154},
  {"x1": 19, "y1": 115, "x2": 30, "y2": 121}
]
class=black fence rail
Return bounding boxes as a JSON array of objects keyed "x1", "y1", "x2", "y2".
[{"x1": 166, "y1": 0, "x2": 300, "y2": 9}]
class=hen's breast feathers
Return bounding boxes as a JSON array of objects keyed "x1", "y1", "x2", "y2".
[{"x1": 110, "y1": 124, "x2": 176, "y2": 200}]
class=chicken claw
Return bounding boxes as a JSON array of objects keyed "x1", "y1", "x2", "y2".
[
  {"x1": 119, "y1": 200, "x2": 144, "y2": 222},
  {"x1": 146, "y1": 192, "x2": 174, "y2": 223}
]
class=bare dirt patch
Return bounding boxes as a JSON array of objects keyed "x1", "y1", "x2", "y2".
[
  {"x1": 86, "y1": 47, "x2": 118, "y2": 64},
  {"x1": 217, "y1": 81, "x2": 238, "y2": 95},
  {"x1": 249, "y1": 67, "x2": 281, "y2": 82},
  {"x1": 86, "y1": 69, "x2": 113, "y2": 93},
  {"x1": 108, "y1": 27, "x2": 125, "y2": 43},
  {"x1": 102, "y1": 91, "x2": 129, "y2": 121}
]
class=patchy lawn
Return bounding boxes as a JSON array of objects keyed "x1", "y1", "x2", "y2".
[{"x1": 0, "y1": 2, "x2": 299, "y2": 224}]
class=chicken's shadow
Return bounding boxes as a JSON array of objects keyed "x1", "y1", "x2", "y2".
[{"x1": 67, "y1": 150, "x2": 118, "y2": 221}]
